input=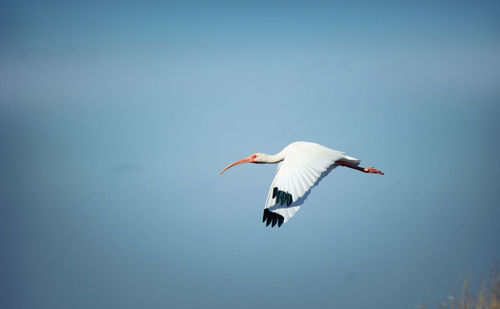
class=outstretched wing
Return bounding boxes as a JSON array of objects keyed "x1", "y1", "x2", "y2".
[{"x1": 262, "y1": 142, "x2": 358, "y2": 227}]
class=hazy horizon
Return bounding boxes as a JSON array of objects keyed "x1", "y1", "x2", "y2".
[{"x1": 2, "y1": 1, "x2": 500, "y2": 308}]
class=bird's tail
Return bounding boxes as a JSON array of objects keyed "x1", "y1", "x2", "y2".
[{"x1": 341, "y1": 155, "x2": 361, "y2": 165}]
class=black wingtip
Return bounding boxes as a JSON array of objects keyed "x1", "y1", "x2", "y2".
[
  {"x1": 266, "y1": 212, "x2": 272, "y2": 226},
  {"x1": 262, "y1": 209, "x2": 285, "y2": 228},
  {"x1": 273, "y1": 188, "x2": 293, "y2": 208},
  {"x1": 281, "y1": 192, "x2": 286, "y2": 205},
  {"x1": 277, "y1": 216, "x2": 284, "y2": 227}
]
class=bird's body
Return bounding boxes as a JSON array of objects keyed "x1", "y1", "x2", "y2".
[{"x1": 220, "y1": 141, "x2": 383, "y2": 228}]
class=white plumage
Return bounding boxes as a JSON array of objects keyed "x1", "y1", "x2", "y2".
[
  {"x1": 263, "y1": 142, "x2": 358, "y2": 225},
  {"x1": 220, "y1": 141, "x2": 383, "y2": 228}
]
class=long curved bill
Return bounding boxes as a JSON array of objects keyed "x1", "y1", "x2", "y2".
[{"x1": 220, "y1": 156, "x2": 254, "y2": 175}]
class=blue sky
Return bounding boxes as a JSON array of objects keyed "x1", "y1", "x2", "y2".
[{"x1": 1, "y1": 1, "x2": 500, "y2": 308}]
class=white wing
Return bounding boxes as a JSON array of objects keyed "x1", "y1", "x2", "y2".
[{"x1": 262, "y1": 142, "x2": 359, "y2": 227}]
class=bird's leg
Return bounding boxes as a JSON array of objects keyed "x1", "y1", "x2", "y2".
[{"x1": 338, "y1": 161, "x2": 384, "y2": 175}]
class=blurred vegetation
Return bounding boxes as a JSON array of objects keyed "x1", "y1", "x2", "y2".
[{"x1": 417, "y1": 264, "x2": 500, "y2": 309}]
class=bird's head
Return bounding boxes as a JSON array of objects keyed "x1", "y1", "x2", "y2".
[{"x1": 219, "y1": 153, "x2": 263, "y2": 175}]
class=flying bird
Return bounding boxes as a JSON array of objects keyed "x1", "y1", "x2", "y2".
[{"x1": 220, "y1": 141, "x2": 383, "y2": 228}]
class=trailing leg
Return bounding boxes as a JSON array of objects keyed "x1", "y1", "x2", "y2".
[{"x1": 338, "y1": 161, "x2": 384, "y2": 175}]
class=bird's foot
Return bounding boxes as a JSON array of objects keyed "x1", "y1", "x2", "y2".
[{"x1": 364, "y1": 167, "x2": 384, "y2": 175}]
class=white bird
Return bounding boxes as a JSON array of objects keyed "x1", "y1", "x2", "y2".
[{"x1": 220, "y1": 141, "x2": 383, "y2": 228}]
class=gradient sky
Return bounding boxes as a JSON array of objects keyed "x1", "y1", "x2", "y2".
[{"x1": 1, "y1": 1, "x2": 500, "y2": 308}]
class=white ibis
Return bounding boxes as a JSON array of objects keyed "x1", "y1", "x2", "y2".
[{"x1": 220, "y1": 141, "x2": 383, "y2": 228}]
